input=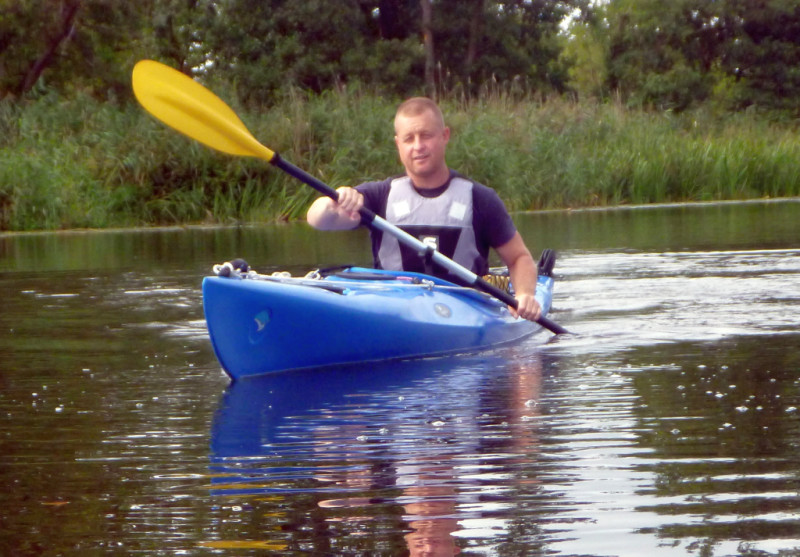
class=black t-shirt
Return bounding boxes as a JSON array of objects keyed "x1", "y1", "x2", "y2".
[{"x1": 355, "y1": 170, "x2": 517, "y2": 274}]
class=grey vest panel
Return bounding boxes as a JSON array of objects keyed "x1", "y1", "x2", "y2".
[{"x1": 377, "y1": 176, "x2": 482, "y2": 272}]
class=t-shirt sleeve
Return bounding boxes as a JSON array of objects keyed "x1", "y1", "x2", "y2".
[
  {"x1": 356, "y1": 180, "x2": 391, "y2": 219},
  {"x1": 355, "y1": 180, "x2": 392, "y2": 267},
  {"x1": 473, "y1": 184, "x2": 517, "y2": 248},
  {"x1": 354, "y1": 180, "x2": 392, "y2": 232}
]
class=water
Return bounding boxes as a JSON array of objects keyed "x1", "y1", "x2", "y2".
[{"x1": 1, "y1": 200, "x2": 799, "y2": 556}]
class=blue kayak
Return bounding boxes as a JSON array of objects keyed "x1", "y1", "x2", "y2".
[{"x1": 203, "y1": 264, "x2": 555, "y2": 380}]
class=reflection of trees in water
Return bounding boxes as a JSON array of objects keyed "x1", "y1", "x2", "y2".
[{"x1": 627, "y1": 336, "x2": 800, "y2": 547}]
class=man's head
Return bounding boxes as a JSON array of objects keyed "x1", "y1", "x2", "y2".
[{"x1": 394, "y1": 97, "x2": 450, "y2": 188}]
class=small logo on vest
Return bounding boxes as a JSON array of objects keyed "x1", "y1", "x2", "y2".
[{"x1": 421, "y1": 236, "x2": 439, "y2": 251}]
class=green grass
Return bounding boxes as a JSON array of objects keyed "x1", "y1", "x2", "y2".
[{"x1": 2, "y1": 88, "x2": 799, "y2": 231}]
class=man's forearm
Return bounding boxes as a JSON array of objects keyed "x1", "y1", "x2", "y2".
[{"x1": 508, "y1": 253, "x2": 538, "y2": 296}]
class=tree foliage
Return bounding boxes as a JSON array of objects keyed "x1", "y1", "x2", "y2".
[
  {"x1": 0, "y1": 0, "x2": 203, "y2": 101},
  {"x1": 724, "y1": 0, "x2": 800, "y2": 112},
  {"x1": 200, "y1": 0, "x2": 424, "y2": 103},
  {"x1": 577, "y1": 0, "x2": 800, "y2": 113},
  {"x1": 1, "y1": 0, "x2": 800, "y2": 114},
  {"x1": 1, "y1": 0, "x2": 583, "y2": 104},
  {"x1": 432, "y1": 0, "x2": 578, "y2": 95}
]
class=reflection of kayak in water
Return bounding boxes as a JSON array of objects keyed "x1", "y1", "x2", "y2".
[
  {"x1": 208, "y1": 351, "x2": 544, "y2": 490},
  {"x1": 210, "y1": 356, "x2": 484, "y2": 459},
  {"x1": 203, "y1": 252, "x2": 558, "y2": 380},
  {"x1": 207, "y1": 353, "x2": 546, "y2": 556}
]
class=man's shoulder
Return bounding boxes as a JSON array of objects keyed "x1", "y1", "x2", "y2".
[
  {"x1": 451, "y1": 171, "x2": 497, "y2": 196},
  {"x1": 454, "y1": 177, "x2": 504, "y2": 209},
  {"x1": 356, "y1": 177, "x2": 397, "y2": 193},
  {"x1": 356, "y1": 177, "x2": 398, "y2": 213},
  {"x1": 472, "y1": 181, "x2": 501, "y2": 201}
]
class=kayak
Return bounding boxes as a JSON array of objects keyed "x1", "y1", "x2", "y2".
[
  {"x1": 203, "y1": 262, "x2": 557, "y2": 380},
  {"x1": 203, "y1": 258, "x2": 557, "y2": 380}
]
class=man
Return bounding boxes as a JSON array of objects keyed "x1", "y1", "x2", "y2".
[{"x1": 306, "y1": 97, "x2": 541, "y2": 322}]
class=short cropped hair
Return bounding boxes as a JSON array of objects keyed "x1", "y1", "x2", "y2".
[{"x1": 395, "y1": 97, "x2": 445, "y2": 130}]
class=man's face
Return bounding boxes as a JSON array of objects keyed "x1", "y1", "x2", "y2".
[{"x1": 394, "y1": 110, "x2": 450, "y2": 186}]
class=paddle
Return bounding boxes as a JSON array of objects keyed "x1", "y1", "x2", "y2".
[{"x1": 131, "y1": 59, "x2": 569, "y2": 335}]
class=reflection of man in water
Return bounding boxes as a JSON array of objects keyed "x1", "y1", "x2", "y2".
[
  {"x1": 316, "y1": 355, "x2": 543, "y2": 556},
  {"x1": 400, "y1": 462, "x2": 461, "y2": 557},
  {"x1": 405, "y1": 515, "x2": 460, "y2": 557},
  {"x1": 318, "y1": 457, "x2": 461, "y2": 556}
]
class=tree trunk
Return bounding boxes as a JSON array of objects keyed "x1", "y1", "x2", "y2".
[
  {"x1": 378, "y1": 0, "x2": 401, "y2": 39},
  {"x1": 18, "y1": 0, "x2": 81, "y2": 95},
  {"x1": 421, "y1": 0, "x2": 435, "y2": 98},
  {"x1": 466, "y1": 0, "x2": 484, "y2": 71}
]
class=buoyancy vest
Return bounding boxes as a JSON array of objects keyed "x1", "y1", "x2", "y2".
[{"x1": 377, "y1": 176, "x2": 483, "y2": 275}]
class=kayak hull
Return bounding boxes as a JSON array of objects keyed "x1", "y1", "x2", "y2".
[{"x1": 203, "y1": 268, "x2": 554, "y2": 380}]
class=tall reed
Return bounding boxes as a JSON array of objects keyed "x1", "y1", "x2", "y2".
[{"x1": 2, "y1": 87, "x2": 799, "y2": 231}]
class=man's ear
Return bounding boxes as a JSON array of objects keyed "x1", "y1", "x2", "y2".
[{"x1": 443, "y1": 126, "x2": 451, "y2": 143}]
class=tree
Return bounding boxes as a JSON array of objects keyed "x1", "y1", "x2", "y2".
[
  {"x1": 560, "y1": 9, "x2": 608, "y2": 100},
  {"x1": 16, "y1": 0, "x2": 81, "y2": 95},
  {"x1": 602, "y1": 0, "x2": 731, "y2": 110},
  {"x1": 200, "y1": 0, "x2": 423, "y2": 103},
  {"x1": 722, "y1": 0, "x2": 800, "y2": 112},
  {"x1": 0, "y1": 0, "x2": 206, "y2": 100},
  {"x1": 421, "y1": 0, "x2": 435, "y2": 97},
  {"x1": 597, "y1": 0, "x2": 800, "y2": 113},
  {"x1": 432, "y1": 0, "x2": 580, "y2": 96},
  {"x1": 371, "y1": 0, "x2": 420, "y2": 39},
  {"x1": 1, "y1": 0, "x2": 82, "y2": 97}
]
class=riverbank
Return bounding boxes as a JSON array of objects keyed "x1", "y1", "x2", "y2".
[
  {"x1": 3, "y1": 196, "x2": 799, "y2": 240},
  {"x1": 2, "y1": 91, "x2": 800, "y2": 231}
]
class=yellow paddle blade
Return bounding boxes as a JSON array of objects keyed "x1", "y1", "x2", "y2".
[{"x1": 131, "y1": 60, "x2": 275, "y2": 162}]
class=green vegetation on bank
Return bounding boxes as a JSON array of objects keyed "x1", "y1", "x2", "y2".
[{"x1": 2, "y1": 89, "x2": 800, "y2": 231}]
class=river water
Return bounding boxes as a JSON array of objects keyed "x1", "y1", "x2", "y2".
[{"x1": 1, "y1": 200, "x2": 799, "y2": 556}]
